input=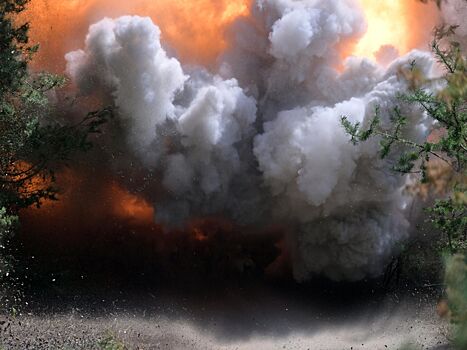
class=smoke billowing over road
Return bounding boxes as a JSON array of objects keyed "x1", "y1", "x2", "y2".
[{"x1": 20, "y1": 0, "x2": 467, "y2": 282}]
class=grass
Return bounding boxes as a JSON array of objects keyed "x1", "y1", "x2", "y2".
[{"x1": 97, "y1": 331, "x2": 127, "y2": 350}]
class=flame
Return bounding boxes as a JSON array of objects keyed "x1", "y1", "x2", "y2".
[
  {"x1": 354, "y1": 0, "x2": 439, "y2": 59},
  {"x1": 355, "y1": 0, "x2": 406, "y2": 57},
  {"x1": 15, "y1": 1, "x2": 441, "y2": 281},
  {"x1": 23, "y1": 0, "x2": 251, "y2": 72},
  {"x1": 4, "y1": 161, "x2": 53, "y2": 207},
  {"x1": 24, "y1": 168, "x2": 155, "y2": 226},
  {"x1": 18, "y1": 0, "x2": 440, "y2": 226},
  {"x1": 192, "y1": 227, "x2": 208, "y2": 242},
  {"x1": 108, "y1": 182, "x2": 154, "y2": 223},
  {"x1": 22, "y1": 0, "x2": 439, "y2": 71}
]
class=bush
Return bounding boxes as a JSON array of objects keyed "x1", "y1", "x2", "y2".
[{"x1": 342, "y1": 24, "x2": 466, "y2": 349}]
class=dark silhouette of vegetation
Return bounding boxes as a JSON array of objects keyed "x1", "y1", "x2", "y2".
[{"x1": 0, "y1": 0, "x2": 109, "y2": 293}]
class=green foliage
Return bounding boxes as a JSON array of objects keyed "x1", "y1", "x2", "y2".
[
  {"x1": 98, "y1": 332, "x2": 127, "y2": 350},
  {"x1": 0, "y1": 207, "x2": 19, "y2": 311},
  {"x1": 342, "y1": 26, "x2": 466, "y2": 171},
  {"x1": 340, "y1": 107, "x2": 380, "y2": 145},
  {"x1": 0, "y1": 0, "x2": 110, "y2": 287},
  {"x1": 0, "y1": 0, "x2": 32, "y2": 98},
  {"x1": 0, "y1": 0, "x2": 110, "y2": 213},
  {"x1": 342, "y1": 25, "x2": 466, "y2": 350},
  {"x1": 444, "y1": 255, "x2": 467, "y2": 349},
  {"x1": 341, "y1": 26, "x2": 467, "y2": 255},
  {"x1": 429, "y1": 195, "x2": 467, "y2": 254},
  {"x1": 0, "y1": 207, "x2": 17, "y2": 277}
]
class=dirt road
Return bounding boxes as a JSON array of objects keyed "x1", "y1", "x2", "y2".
[{"x1": 0, "y1": 283, "x2": 452, "y2": 350}]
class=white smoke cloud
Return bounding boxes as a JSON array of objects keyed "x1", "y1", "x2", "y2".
[
  {"x1": 66, "y1": 0, "x2": 437, "y2": 281},
  {"x1": 66, "y1": 16, "x2": 187, "y2": 157},
  {"x1": 68, "y1": 15, "x2": 261, "y2": 227},
  {"x1": 254, "y1": 99, "x2": 363, "y2": 208}
]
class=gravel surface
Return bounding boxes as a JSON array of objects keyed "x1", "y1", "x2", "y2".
[{"x1": 0, "y1": 284, "x2": 453, "y2": 350}]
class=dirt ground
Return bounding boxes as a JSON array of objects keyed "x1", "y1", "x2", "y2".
[{"x1": 0, "y1": 283, "x2": 453, "y2": 350}]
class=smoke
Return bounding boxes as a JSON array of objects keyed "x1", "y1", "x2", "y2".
[
  {"x1": 67, "y1": 17, "x2": 187, "y2": 154},
  {"x1": 440, "y1": 0, "x2": 467, "y2": 49},
  {"x1": 63, "y1": 0, "x2": 440, "y2": 281}
]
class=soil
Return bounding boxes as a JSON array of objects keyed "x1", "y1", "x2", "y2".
[{"x1": 0, "y1": 282, "x2": 454, "y2": 350}]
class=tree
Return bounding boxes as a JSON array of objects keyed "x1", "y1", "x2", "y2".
[
  {"x1": 0, "y1": 0, "x2": 109, "y2": 282},
  {"x1": 341, "y1": 26, "x2": 466, "y2": 255},
  {"x1": 342, "y1": 25, "x2": 466, "y2": 349}
]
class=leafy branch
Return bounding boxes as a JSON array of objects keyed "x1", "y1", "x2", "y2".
[{"x1": 341, "y1": 26, "x2": 466, "y2": 255}]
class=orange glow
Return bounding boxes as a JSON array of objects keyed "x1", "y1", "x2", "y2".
[
  {"x1": 24, "y1": 168, "x2": 155, "y2": 227},
  {"x1": 354, "y1": 0, "x2": 439, "y2": 59},
  {"x1": 6, "y1": 161, "x2": 53, "y2": 206},
  {"x1": 108, "y1": 182, "x2": 154, "y2": 223},
  {"x1": 192, "y1": 227, "x2": 208, "y2": 242},
  {"x1": 23, "y1": 0, "x2": 251, "y2": 72},
  {"x1": 25, "y1": 168, "x2": 82, "y2": 212},
  {"x1": 355, "y1": 0, "x2": 406, "y2": 57},
  {"x1": 22, "y1": 0, "x2": 440, "y2": 71}
]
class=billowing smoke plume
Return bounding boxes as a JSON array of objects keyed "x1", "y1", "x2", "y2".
[{"x1": 66, "y1": 0, "x2": 437, "y2": 281}]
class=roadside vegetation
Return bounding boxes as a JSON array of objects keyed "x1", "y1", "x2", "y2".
[
  {"x1": 0, "y1": 0, "x2": 109, "y2": 308},
  {"x1": 98, "y1": 332, "x2": 127, "y2": 350},
  {"x1": 0, "y1": 0, "x2": 465, "y2": 349},
  {"x1": 342, "y1": 23, "x2": 466, "y2": 350}
]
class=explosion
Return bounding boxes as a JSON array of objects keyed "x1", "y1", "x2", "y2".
[
  {"x1": 21, "y1": 0, "x2": 457, "y2": 282},
  {"x1": 23, "y1": 0, "x2": 438, "y2": 72},
  {"x1": 23, "y1": 0, "x2": 251, "y2": 71},
  {"x1": 108, "y1": 182, "x2": 155, "y2": 223},
  {"x1": 355, "y1": 0, "x2": 438, "y2": 59}
]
